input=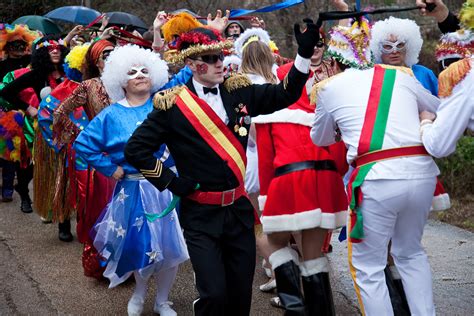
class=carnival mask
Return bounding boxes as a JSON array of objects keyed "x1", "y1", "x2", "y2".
[
  {"x1": 380, "y1": 40, "x2": 406, "y2": 54},
  {"x1": 127, "y1": 66, "x2": 150, "y2": 80}
]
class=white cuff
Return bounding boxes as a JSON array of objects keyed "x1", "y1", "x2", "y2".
[
  {"x1": 294, "y1": 54, "x2": 311, "y2": 74},
  {"x1": 300, "y1": 257, "x2": 329, "y2": 276},
  {"x1": 269, "y1": 247, "x2": 299, "y2": 269}
]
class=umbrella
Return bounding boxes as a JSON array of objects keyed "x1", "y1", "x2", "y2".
[
  {"x1": 12, "y1": 15, "x2": 61, "y2": 34},
  {"x1": 105, "y1": 12, "x2": 147, "y2": 30},
  {"x1": 44, "y1": 6, "x2": 101, "y2": 25}
]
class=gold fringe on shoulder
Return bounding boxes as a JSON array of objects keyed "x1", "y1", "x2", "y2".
[
  {"x1": 378, "y1": 64, "x2": 414, "y2": 76},
  {"x1": 153, "y1": 85, "x2": 184, "y2": 110},
  {"x1": 224, "y1": 73, "x2": 252, "y2": 92},
  {"x1": 309, "y1": 73, "x2": 341, "y2": 105},
  {"x1": 438, "y1": 58, "x2": 472, "y2": 98}
]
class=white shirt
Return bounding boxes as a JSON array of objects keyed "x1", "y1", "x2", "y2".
[
  {"x1": 422, "y1": 60, "x2": 474, "y2": 158},
  {"x1": 192, "y1": 78, "x2": 228, "y2": 124},
  {"x1": 311, "y1": 67, "x2": 441, "y2": 180}
]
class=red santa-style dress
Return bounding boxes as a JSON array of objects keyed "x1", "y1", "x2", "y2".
[{"x1": 253, "y1": 63, "x2": 348, "y2": 234}]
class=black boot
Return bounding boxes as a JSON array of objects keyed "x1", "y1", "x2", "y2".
[
  {"x1": 274, "y1": 260, "x2": 305, "y2": 316},
  {"x1": 384, "y1": 266, "x2": 410, "y2": 316},
  {"x1": 20, "y1": 195, "x2": 33, "y2": 213},
  {"x1": 302, "y1": 272, "x2": 335, "y2": 316},
  {"x1": 58, "y1": 219, "x2": 73, "y2": 242}
]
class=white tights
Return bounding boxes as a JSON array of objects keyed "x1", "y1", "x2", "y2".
[{"x1": 132, "y1": 265, "x2": 179, "y2": 304}]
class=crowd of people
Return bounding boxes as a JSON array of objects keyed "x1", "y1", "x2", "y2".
[{"x1": 0, "y1": 0, "x2": 472, "y2": 315}]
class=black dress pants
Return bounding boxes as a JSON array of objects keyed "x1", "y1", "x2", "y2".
[{"x1": 184, "y1": 209, "x2": 256, "y2": 316}]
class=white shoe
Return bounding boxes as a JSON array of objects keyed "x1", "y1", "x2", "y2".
[
  {"x1": 259, "y1": 279, "x2": 276, "y2": 292},
  {"x1": 127, "y1": 294, "x2": 144, "y2": 316},
  {"x1": 154, "y1": 301, "x2": 177, "y2": 316},
  {"x1": 262, "y1": 259, "x2": 272, "y2": 278}
]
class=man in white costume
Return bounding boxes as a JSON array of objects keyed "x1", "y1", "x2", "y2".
[{"x1": 310, "y1": 19, "x2": 440, "y2": 316}]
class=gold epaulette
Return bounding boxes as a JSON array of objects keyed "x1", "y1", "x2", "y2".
[
  {"x1": 438, "y1": 58, "x2": 472, "y2": 98},
  {"x1": 153, "y1": 85, "x2": 184, "y2": 111},
  {"x1": 224, "y1": 73, "x2": 252, "y2": 92},
  {"x1": 378, "y1": 64, "x2": 414, "y2": 76},
  {"x1": 309, "y1": 73, "x2": 342, "y2": 105}
]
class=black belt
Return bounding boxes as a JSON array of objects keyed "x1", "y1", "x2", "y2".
[{"x1": 274, "y1": 160, "x2": 337, "y2": 177}]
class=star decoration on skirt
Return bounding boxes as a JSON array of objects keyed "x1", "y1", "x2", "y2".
[
  {"x1": 116, "y1": 225, "x2": 126, "y2": 238},
  {"x1": 117, "y1": 188, "x2": 129, "y2": 203},
  {"x1": 132, "y1": 216, "x2": 144, "y2": 232},
  {"x1": 146, "y1": 250, "x2": 160, "y2": 264},
  {"x1": 106, "y1": 218, "x2": 116, "y2": 232}
]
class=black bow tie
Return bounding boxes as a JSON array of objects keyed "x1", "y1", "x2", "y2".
[{"x1": 203, "y1": 87, "x2": 218, "y2": 95}]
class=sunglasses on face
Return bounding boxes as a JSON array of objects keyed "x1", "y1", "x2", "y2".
[
  {"x1": 439, "y1": 58, "x2": 461, "y2": 71},
  {"x1": 315, "y1": 40, "x2": 325, "y2": 48},
  {"x1": 101, "y1": 50, "x2": 113, "y2": 60},
  {"x1": 7, "y1": 40, "x2": 27, "y2": 51},
  {"x1": 380, "y1": 40, "x2": 406, "y2": 54},
  {"x1": 191, "y1": 52, "x2": 224, "y2": 64}
]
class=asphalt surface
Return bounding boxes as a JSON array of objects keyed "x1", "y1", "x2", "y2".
[{"x1": 0, "y1": 188, "x2": 472, "y2": 315}]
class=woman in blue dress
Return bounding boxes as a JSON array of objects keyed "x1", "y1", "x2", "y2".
[{"x1": 74, "y1": 44, "x2": 188, "y2": 316}]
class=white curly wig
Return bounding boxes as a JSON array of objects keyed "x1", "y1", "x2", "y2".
[
  {"x1": 101, "y1": 44, "x2": 169, "y2": 103},
  {"x1": 370, "y1": 17, "x2": 423, "y2": 67}
]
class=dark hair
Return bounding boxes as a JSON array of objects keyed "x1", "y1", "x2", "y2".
[{"x1": 31, "y1": 34, "x2": 69, "y2": 73}]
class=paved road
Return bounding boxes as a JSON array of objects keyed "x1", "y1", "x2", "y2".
[{"x1": 0, "y1": 190, "x2": 472, "y2": 315}]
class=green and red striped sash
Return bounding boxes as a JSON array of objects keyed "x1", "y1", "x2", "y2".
[{"x1": 347, "y1": 65, "x2": 397, "y2": 243}]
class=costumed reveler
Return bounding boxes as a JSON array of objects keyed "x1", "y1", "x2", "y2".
[
  {"x1": 0, "y1": 35, "x2": 68, "y2": 218},
  {"x1": 36, "y1": 44, "x2": 92, "y2": 244},
  {"x1": 73, "y1": 45, "x2": 189, "y2": 316},
  {"x1": 124, "y1": 22, "x2": 320, "y2": 315},
  {"x1": 0, "y1": 24, "x2": 39, "y2": 208},
  {"x1": 310, "y1": 19, "x2": 440, "y2": 316},
  {"x1": 421, "y1": 0, "x2": 473, "y2": 157},
  {"x1": 53, "y1": 39, "x2": 116, "y2": 278},
  {"x1": 240, "y1": 28, "x2": 348, "y2": 315}
]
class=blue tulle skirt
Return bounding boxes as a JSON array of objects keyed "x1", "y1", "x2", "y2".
[{"x1": 92, "y1": 175, "x2": 188, "y2": 287}]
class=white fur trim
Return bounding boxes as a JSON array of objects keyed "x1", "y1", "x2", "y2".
[
  {"x1": 252, "y1": 108, "x2": 314, "y2": 127},
  {"x1": 262, "y1": 208, "x2": 347, "y2": 233},
  {"x1": 431, "y1": 193, "x2": 451, "y2": 211},
  {"x1": 234, "y1": 28, "x2": 271, "y2": 57},
  {"x1": 268, "y1": 247, "x2": 299, "y2": 270},
  {"x1": 300, "y1": 257, "x2": 329, "y2": 276},
  {"x1": 101, "y1": 44, "x2": 169, "y2": 103},
  {"x1": 370, "y1": 17, "x2": 423, "y2": 67},
  {"x1": 223, "y1": 55, "x2": 242, "y2": 67},
  {"x1": 258, "y1": 195, "x2": 267, "y2": 210}
]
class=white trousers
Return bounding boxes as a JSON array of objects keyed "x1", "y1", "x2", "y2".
[{"x1": 348, "y1": 177, "x2": 436, "y2": 316}]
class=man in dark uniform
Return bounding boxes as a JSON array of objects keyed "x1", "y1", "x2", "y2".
[{"x1": 125, "y1": 22, "x2": 319, "y2": 316}]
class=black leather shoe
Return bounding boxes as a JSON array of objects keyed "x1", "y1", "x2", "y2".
[
  {"x1": 274, "y1": 260, "x2": 305, "y2": 316},
  {"x1": 20, "y1": 196, "x2": 33, "y2": 213},
  {"x1": 58, "y1": 220, "x2": 73, "y2": 242},
  {"x1": 302, "y1": 272, "x2": 335, "y2": 316}
]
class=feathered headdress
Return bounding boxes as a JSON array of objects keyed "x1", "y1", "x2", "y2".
[
  {"x1": 161, "y1": 12, "x2": 203, "y2": 44},
  {"x1": 0, "y1": 23, "x2": 40, "y2": 58},
  {"x1": 63, "y1": 44, "x2": 90, "y2": 82}
]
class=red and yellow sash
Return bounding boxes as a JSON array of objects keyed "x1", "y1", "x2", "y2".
[{"x1": 175, "y1": 87, "x2": 247, "y2": 185}]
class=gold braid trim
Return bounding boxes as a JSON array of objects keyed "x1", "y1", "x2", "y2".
[
  {"x1": 224, "y1": 73, "x2": 252, "y2": 92},
  {"x1": 309, "y1": 73, "x2": 342, "y2": 105},
  {"x1": 378, "y1": 64, "x2": 414, "y2": 76},
  {"x1": 140, "y1": 159, "x2": 163, "y2": 178},
  {"x1": 153, "y1": 86, "x2": 184, "y2": 111},
  {"x1": 438, "y1": 58, "x2": 472, "y2": 98},
  {"x1": 167, "y1": 41, "x2": 234, "y2": 64}
]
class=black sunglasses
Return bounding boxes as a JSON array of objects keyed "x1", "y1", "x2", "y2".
[
  {"x1": 315, "y1": 40, "x2": 325, "y2": 48},
  {"x1": 101, "y1": 50, "x2": 113, "y2": 60},
  {"x1": 191, "y1": 52, "x2": 224, "y2": 64}
]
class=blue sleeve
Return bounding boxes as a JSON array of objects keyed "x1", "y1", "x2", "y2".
[
  {"x1": 38, "y1": 94, "x2": 62, "y2": 152},
  {"x1": 73, "y1": 112, "x2": 117, "y2": 177},
  {"x1": 412, "y1": 65, "x2": 438, "y2": 96},
  {"x1": 160, "y1": 66, "x2": 192, "y2": 90}
]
